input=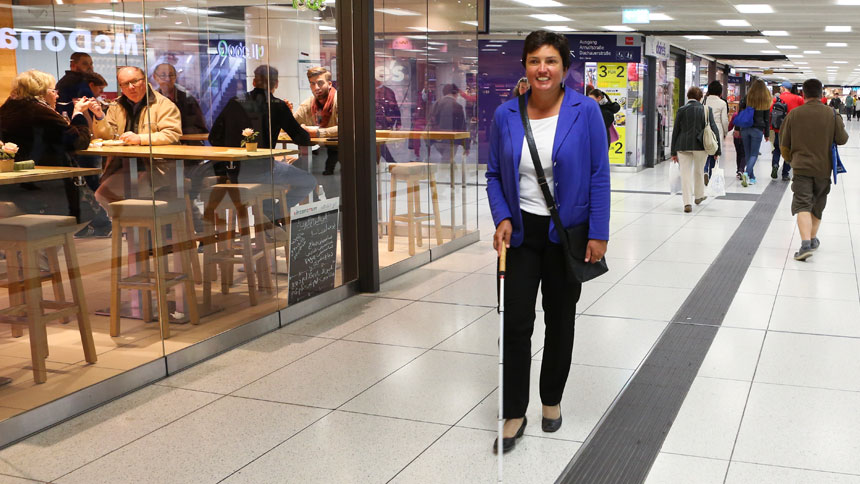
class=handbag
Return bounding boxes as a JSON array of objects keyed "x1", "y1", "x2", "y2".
[
  {"x1": 734, "y1": 106, "x2": 755, "y2": 128},
  {"x1": 518, "y1": 95, "x2": 609, "y2": 284},
  {"x1": 668, "y1": 161, "x2": 682, "y2": 195},
  {"x1": 702, "y1": 105, "x2": 719, "y2": 156},
  {"x1": 608, "y1": 124, "x2": 620, "y2": 143},
  {"x1": 831, "y1": 109, "x2": 847, "y2": 184}
]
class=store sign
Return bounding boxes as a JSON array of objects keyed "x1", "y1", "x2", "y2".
[
  {"x1": 217, "y1": 40, "x2": 265, "y2": 60},
  {"x1": 391, "y1": 37, "x2": 413, "y2": 50},
  {"x1": 0, "y1": 28, "x2": 138, "y2": 55},
  {"x1": 622, "y1": 9, "x2": 650, "y2": 24},
  {"x1": 573, "y1": 34, "x2": 641, "y2": 62},
  {"x1": 375, "y1": 60, "x2": 406, "y2": 83},
  {"x1": 291, "y1": 0, "x2": 328, "y2": 11},
  {"x1": 597, "y1": 63, "x2": 627, "y2": 88},
  {"x1": 645, "y1": 36, "x2": 669, "y2": 59}
]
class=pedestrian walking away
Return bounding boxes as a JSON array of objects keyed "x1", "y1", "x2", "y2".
[
  {"x1": 737, "y1": 79, "x2": 772, "y2": 187},
  {"x1": 778, "y1": 78, "x2": 849, "y2": 261},
  {"x1": 770, "y1": 81, "x2": 803, "y2": 181},
  {"x1": 670, "y1": 86, "x2": 721, "y2": 212},
  {"x1": 703, "y1": 80, "x2": 729, "y2": 185},
  {"x1": 486, "y1": 29, "x2": 611, "y2": 455}
]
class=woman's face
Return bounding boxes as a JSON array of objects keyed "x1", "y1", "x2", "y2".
[
  {"x1": 524, "y1": 44, "x2": 567, "y2": 95},
  {"x1": 45, "y1": 84, "x2": 58, "y2": 109}
]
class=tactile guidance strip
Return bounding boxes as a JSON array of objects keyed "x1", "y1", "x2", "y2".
[{"x1": 556, "y1": 180, "x2": 787, "y2": 484}]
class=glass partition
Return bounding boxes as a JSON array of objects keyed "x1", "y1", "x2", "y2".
[{"x1": 0, "y1": 0, "x2": 353, "y2": 426}]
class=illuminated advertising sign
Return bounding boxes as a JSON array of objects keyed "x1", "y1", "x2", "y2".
[
  {"x1": 216, "y1": 40, "x2": 265, "y2": 60},
  {"x1": 0, "y1": 28, "x2": 138, "y2": 55}
]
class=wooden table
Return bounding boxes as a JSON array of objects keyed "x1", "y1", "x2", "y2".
[
  {"x1": 178, "y1": 133, "x2": 210, "y2": 142},
  {"x1": 0, "y1": 166, "x2": 101, "y2": 185}
]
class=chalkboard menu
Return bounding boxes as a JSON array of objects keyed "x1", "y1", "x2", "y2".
[{"x1": 288, "y1": 198, "x2": 339, "y2": 305}]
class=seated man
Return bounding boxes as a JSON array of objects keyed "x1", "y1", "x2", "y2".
[
  {"x1": 207, "y1": 64, "x2": 316, "y2": 221},
  {"x1": 293, "y1": 66, "x2": 339, "y2": 175},
  {"x1": 92, "y1": 66, "x2": 182, "y2": 210}
]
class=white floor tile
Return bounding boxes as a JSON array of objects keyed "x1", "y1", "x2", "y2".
[
  {"x1": 785, "y1": 248, "x2": 857, "y2": 274},
  {"x1": 344, "y1": 301, "x2": 490, "y2": 348},
  {"x1": 595, "y1": 258, "x2": 642, "y2": 284},
  {"x1": 576, "y1": 282, "x2": 615, "y2": 312},
  {"x1": 232, "y1": 340, "x2": 424, "y2": 408},
  {"x1": 620, "y1": 260, "x2": 710, "y2": 289},
  {"x1": 375, "y1": 268, "x2": 470, "y2": 301},
  {"x1": 733, "y1": 383, "x2": 860, "y2": 475},
  {"x1": 222, "y1": 411, "x2": 447, "y2": 484},
  {"x1": 421, "y1": 273, "x2": 498, "y2": 307},
  {"x1": 726, "y1": 461, "x2": 860, "y2": 484},
  {"x1": 660, "y1": 377, "x2": 750, "y2": 460},
  {"x1": 768, "y1": 296, "x2": 860, "y2": 337},
  {"x1": 647, "y1": 242, "x2": 722, "y2": 265},
  {"x1": 55, "y1": 397, "x2": 329, "y2": 484},
  {"x1": 737, "y1": 267, "x2": 783, "y2": 296},
  {"x1": 605, "y1": 238, "x2": 666, "y2": 260},
  {"x1": 587, "y1": 284, "x2": 691, "y2": 322},
  {"x1": 570, "y1": 316, "x2": 666, "y2": 370},
  {"x1": 749, "y1": 247, "x2": 789, "y2": 269},
  {"x1": 755, "y1": 331, "x2": 860, "y2": 392},
  {"x1": 391, "y1": 427, "x2": 579, "y2": 484},
  {"x1": 341, "y1": 349, "x2": 497, "y2": 425},
  {"x1": 697, "y1": 327, "x2": 765, "y2": 381},
  {"x1": 645, "y1": 453, "x2": 728, "y2": 484},
  {"x1": 434, "y1": 310, "x2": 546, "y2": 358},
  {"x1": 722, "y1": 293, "x2": 775, "y2": 330},
  {"x1": 423, "y1": 249, "x2": 497, "y2": 274},
  {"x1": 283, "y1": 295, "x2": 412, "y2": 339},
  {"x1": 777, "y1": 270, "x2": 860, "y2": 301}
]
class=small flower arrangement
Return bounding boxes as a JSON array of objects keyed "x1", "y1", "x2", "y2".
[
  {"x1": 0, "y1": 141, "x2": 18, "y2": 160},
  {"x1": 241, "y1": 128, "x2": 259, "y2": 147}
]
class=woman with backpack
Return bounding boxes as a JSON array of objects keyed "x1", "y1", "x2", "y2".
[{"x1": 735, "y1": 79, "x2": 772, "y2": 186}]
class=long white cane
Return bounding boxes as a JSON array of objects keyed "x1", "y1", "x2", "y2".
[{"x1": 497, "y1": 246, "x2": 507, "y2": 483}]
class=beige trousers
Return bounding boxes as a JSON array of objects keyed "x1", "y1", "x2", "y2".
[{"x1": 677, "y1": 151, "x2": 707, "y2": 206}]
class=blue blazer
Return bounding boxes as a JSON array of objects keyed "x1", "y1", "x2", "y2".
[{"x1": 486, "y1": 87, "x2": 611, "y2": 247}]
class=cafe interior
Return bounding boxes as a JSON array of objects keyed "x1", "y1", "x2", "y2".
[{"x1": 0, "y1": 0, "x2": 482, "y2": 437}]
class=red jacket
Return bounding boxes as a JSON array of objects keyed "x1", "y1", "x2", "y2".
[{"x1": 771, "y1": 91, "x2": 804, "y2": 132}]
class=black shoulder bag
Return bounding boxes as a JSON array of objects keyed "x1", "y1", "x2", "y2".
[{"x1": 518, "y1": 95, "x2": 609, "y2": 283}]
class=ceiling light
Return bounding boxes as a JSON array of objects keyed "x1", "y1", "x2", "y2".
[
  {"x1": 84, "y1": 9, "x2": 144, "y2": 18},
  {"x1": 825, "y1": 26, "x2": 852, "y2": 32},
  {"x1": 795, "y1": 61, "x2": 809, "y2": 64},
  {"x1": 649, "y1": 13, "x2": 673, "y2": 21},
  {"x1": 804, "y1": 50, "x2": 821, "y2": 54},
  {"x1": 836, "y1": 0, "x2": 860, "y2": 4},
  {"x1": 776, "y1": 45, "x2": 797, "y2": 49},
  {"x1": 744, "y1": 39, "x2": 769, "y2": 43},
  {"x1": 530, "y1": 14, "x2": 571, "y2": 21},
  {"x1": 602, "y1": 25, "x2": 635, "y2": 32},
  {"x1": 684, "y1": 35, "x2": 711, "y2": 40},
  {"x1": 511, "y1": 0, "x2": 563, "y2": 6},
  {"x1": 718, "y1": 19, "x2": 751, "y2": 26},
  {"x1": 546, "y1": 25, "x2": 577, "y2": 32},
  {"x1": 835, "y1": 61, "x2": 849, "y2": 63},
  {"x1": 761, "y1": 30, "x2": 789, "y2": 36},
  {"x1": 735, "y1": 4, "x2": 774, "y2": 13},
  {"x1": 827, "y1": 42, "x2": 848, "y2": 47},
  {"x1": 164, "y1": 6, "x2": 223, "y2": 15},
  {"x1": 319, "y1": 25, "x2": 336, "y2": 31},
  {"x1": 73, "y1": 17, "x2": 133, "y2": 25},
  {"x1": 375, "y1": 8, "x2": 421, "y2": 16},
  {"x1": 786, "y1": 54, "x2": 804, "y2": 58},
  {"x1": 761, "y1": 50, "x2": 780, "y2": 53}
]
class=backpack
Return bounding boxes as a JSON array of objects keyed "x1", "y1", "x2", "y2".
[
  {"x1": 734, "y1": 106, "x2": 755, "y2": 128},
  {"x1": 771, "y1": 99, "x2": 788, "y2": 130}
]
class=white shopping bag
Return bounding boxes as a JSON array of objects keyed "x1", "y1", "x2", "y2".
[
  {"x1": 668, "y1": 162, "x2": 682, "y2": 195},
  {"x1": 706, "y1": 168, "x2": 727, "y2": 198}
]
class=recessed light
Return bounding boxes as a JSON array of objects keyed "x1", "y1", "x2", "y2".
[
  {"x1": 803, "y1": 50, "x2": 821, "y2": 54},
  {"x1": 835, "y1": 61, "x2": 849, "y2": 63},
  {"x1": 718, "y1": 19, "x2": 751, "y2": 26},
  {"x1": 511, "y1": 0, "x2": 563, "y2": 6},
  {"x1": 836, "y1": 0, "x2": 860, "y2": 4},
  {"x1": 795, "y1": 61, "x2": 809, "y2": 64},
  {"x1": 319, "y1": 25, "x2": 336, "y2": 31},
  {"x1": 827, "y1": 42, "x2": 848, "y2": 47},
  {"x1": 602, "y1": 25, "x2": 634, "y2": 32},
  {"x1": 545, "y1": 25, "x2": 577, "y2": 32},
  {"x1": 761, "y1": 50, "x2": 780, "y2": 53},
  {"x1": 786, "y1": 54, "x2": 804, "y2": 58},
  {"x1": 649, "y1": 13, "x2": 673, "y2": 21},
  {"x1": 530, "y1": 14, "x2": 571, "y2": 22},
  {"x1": 776, "y1": 45, "x2": 797, "y2": 49},
  {"x1": 761, "y1": 30, "x2": 789, "y2": 36},
  {"x1": 735, "y1": 4, "x2": 774, "y2": 13},
  {"x1": 825, "y1": 26, "x2": 852, "y2": 32},
  {"x1": 744, "y1": 39, "x2": 769, "y2": 43},
  {"x1": 684, "y1": 35, "x2": 711, "y2": 40}
]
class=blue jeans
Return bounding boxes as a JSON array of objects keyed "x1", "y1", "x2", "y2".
[
  {"x1": 704, "y1": 155, "x2": 717, "y2": 177},
  {"x1": 741, "y1": 127, "x2": 764, "y2": 179},
  {"x1": 771, "y1": 132, "x2": 791, "y2": 177}
]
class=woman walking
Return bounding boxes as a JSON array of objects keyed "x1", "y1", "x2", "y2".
[
  {"x1": 670, "y1": 86, "x2": 721, "y2": 213},
  {"x1": 739, "y1": 79, "x2": 772, "y2": 186},
  {"x1": 486, "y1": 30, "x2": 611, "y2": 453},
  {"x1": 703, "y1": 80, "x2": 729, "y2": 184}
]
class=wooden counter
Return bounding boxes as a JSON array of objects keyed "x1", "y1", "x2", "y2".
[{"x1": 0, "y1": 166, "x2": 102, "y2": 186}]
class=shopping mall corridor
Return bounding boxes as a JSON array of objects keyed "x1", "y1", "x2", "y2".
[{"x1": 1, "y1": 122, "x2": 860, "y2": 484}]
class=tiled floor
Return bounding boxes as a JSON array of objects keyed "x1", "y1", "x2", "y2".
[{"x1": 2, "y1": 125, "x2": 860, "y2": 484}]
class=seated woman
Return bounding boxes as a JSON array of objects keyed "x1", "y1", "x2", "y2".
[{"x1": 0, "y1": 69, "x2": 103, "y2": 219}]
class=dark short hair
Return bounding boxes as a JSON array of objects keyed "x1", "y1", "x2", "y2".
[
  {"x1": 707, "y1": 80, "x2": 723, "y2": 97},
  {"x1": 84, "y1": 72, "x2": 107, "y2": 87},
  {"x1": 254, "y1": 64, "x2": 279, "y2": 83},
  {"x1": 802, "y1": 78, "x2": 823, "y2": 99},
  {"x1": 687, "y1": 86, "x2": 703, "y2": 101},
  {"x1": 521, "y1": 30, "x2": 571, "y2": 71},
  {"x1": 589, "y1": 88, "x2": 605, "y2": 99},
  {"x1": 70, "y1": 52, "x2": 91, "y2": 63},
  {"x1": 443, "y1": 83, "x2": 459, "y2": 96}
]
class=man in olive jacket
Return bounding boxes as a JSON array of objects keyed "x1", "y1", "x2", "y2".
[{"x1": 779, "y1": 78, "x2": 849, "y2": 261}]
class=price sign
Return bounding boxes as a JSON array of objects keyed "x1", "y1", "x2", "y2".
[
  {"x1": 596, "y1": 63, "x2": 627, "y2": 89},
  {"x1": 609, "y1": 126, "x2": 626, "y2": 165}
]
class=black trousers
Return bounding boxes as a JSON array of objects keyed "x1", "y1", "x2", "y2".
[{"x1": 502, "y1": 210, "x2": 581, "y2": 418}]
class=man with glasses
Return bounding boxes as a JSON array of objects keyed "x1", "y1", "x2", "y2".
[
  {"x1": 92, "y1": 66, "x2": 181, "y2": 210},
  {"x1": 152, "y1": 63, "x2": 207, "y2": 138}
]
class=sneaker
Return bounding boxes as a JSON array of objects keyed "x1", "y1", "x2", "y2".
[
  {"x1": 750, "y1": 178, "x2": 757, "y2": 185},
  {"x1": 794, "y1": 246, "x2": 814, "y2": 261},
  {"x1": 736, "y1": 172, "x2": 743, "y2": 180},
  {"x1": 741, "y1": 173, "x2": 749, "y2": 187},
  {"x1": 704, "y1": 174, "x2": 710, "y2": 186},
  {"x1": 684, "y1": 205, "x2": 692, "y2": 213},
  {"x1": 74, "y1": 225, "x2": 94, "y2": 238},
  {"x1": 782, "y1": 174, "x2": 791, "y2": 182},
  {"x1": 811, "y1": 237, "x2": 820, "y2": 251},
  {"x1": 771, "y1": 165, "x2": 778, "y2": 179}
]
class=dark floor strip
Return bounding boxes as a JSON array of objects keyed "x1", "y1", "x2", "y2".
[
  {"x1": 556, "y1": 180, "x2": 788, "y2": 484},
  {"x1": 717, "y1": 193, "x2": 760, "y2": 201},
  {"x1": 611, "y1": 189, "x2": 670, "y2": 195}
]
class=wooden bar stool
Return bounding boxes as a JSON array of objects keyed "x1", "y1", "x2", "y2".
[
  {"x1": 387, "y1": 162, "x2": 443, "y2": 256},
  {"x1": 201, "y1": 183, "x2": 273, "y2": 310},
  {"x1": 0, "y1": 215, "x2": 97, "y2": 383},
  {"x1": 109, "y1": 199, "x2": 200, "y2": 339}
]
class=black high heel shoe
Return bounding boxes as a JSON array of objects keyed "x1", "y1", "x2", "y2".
[
  {"x1": 493, "y1": 416, "x2": 527, "y2": 454},
  {"x1": 542, "y1": 405, "x2": 562, "y2": 433}
]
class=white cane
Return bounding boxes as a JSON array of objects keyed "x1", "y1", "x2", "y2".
[{"x1": 497, "y1": 245, "x2": 507, "y2": 483}]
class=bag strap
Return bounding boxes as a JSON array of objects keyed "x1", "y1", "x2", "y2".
[
  {"x1": 703, "y1": 104, "x2": 709, "y2": 130},
  {"x1": 518, "y1": 94, "x2": 568, "y2": 242}
]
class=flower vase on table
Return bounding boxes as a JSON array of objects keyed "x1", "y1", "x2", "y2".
[
  {"x1": 242, "y1": 128, "x2": 259, "y2": 152},
  {"x1": 0, "y1": 141, "x2": 19, "y2": 172}
]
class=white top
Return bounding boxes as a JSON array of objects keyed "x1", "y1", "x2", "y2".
[
  {"x1": 704, "y1": 95, "x2": 729, "y2": 139},
  {"x1": 519, "y1": 115, "x2": 558, "y2": 216}
]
